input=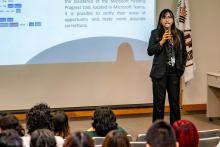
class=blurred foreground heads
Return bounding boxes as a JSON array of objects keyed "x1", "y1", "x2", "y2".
[
  {"x1": 146, "y1": 120, "x2": 178, "y2": 147},
  {"x1": 64, "y1": 131, "x2": 94, "y2": 147},
  {"x1": 103, "y1": 130, "x2": 130, "y2": 147}
]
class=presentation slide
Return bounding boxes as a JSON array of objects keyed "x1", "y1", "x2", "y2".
[{"x1": 0, "y1": 0, "x2": 155, "y2": 65}]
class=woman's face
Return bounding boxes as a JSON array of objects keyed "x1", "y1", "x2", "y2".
[{"x1": 160, "y1": 12, "x2": 173, "y2": 29}]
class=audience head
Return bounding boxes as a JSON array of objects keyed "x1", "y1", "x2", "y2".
[
  {"x1": 146, "y1": 120, "x2": 178, "y2": 147},
  {"x1": 172, "y1": 119, "x2": 199, "y2": 147},
  {"x1": 64, "y1": 131, "x2": 94, "y2": 147},
  {"x1": 26, "y1": 103, "x2": 53, "y2": 134},
  {"x1": 30, "y1": 129, "x2": 56, "y2": 147},
  {"x1": 92, "y1": 106, "x2": 117, "y2": 136},
  {"x1": 53, "y1": 111, "x2": 70, "y2": 138},
  {"x1": 0, "y1": 129, "x2": 23, "y2": 147},
  {"x1": 0, "y1": 113, "x2": 25, "y2": 136},
  {"x1": 103, "y1": 130, "x2": 130, "y2": 147}
]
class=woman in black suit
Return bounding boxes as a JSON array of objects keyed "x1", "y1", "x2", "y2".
[{"x1": 147, "y1": 9, "x2": 187, "y2": 124}]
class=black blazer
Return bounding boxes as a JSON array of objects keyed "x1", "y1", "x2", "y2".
[{"x1": 147, "y1": 29, "x2": 187, "y2": 79}]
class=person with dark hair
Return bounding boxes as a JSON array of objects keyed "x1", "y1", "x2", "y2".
[
  {"x1": 64, "y1": 131, "x2": 94, "y2": 147},
  {"x1": 146, "y1": 120, "x2": 178, "y2": 147},
  {"x1": 53, "y1": 111, "x2": 70, "y2": 139},
  {"x1": 147, "y1": 9, "x2": 187, "y2": 125},
  {"x1": 22, "y1": 103, "x2": 64, "y2": 147},
  {"x1": 86, "y1": 106, "x2": 127, "y2": 137},
  {"x1": 26, "y1": 103, "x2": 53, "y2": 134},
  {"x1": 102, "y1": 130, "x2": 130, "y2": 147},
  {"x1": 30, "y1": 129, "x2": 56, "y2": 147},
  {"x1": 172, "y1": 119, "x2": 199, "y2": 147},
  {"x1": 0, "y1": 129, "x2": 23, "y2": 147},
  {"x1": 0, "y1": 113, "x2": 25, "y2": 136}
]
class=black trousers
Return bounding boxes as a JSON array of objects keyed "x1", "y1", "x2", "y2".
[{"x1": 152, "y1": 74, "x2": 180, "y2": 125}]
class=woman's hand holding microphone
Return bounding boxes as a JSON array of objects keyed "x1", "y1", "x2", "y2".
[{"x1": 159, "y1": 30, "x2": 172, "y2": 46}]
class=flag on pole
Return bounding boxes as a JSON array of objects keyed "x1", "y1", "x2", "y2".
[{"x1": 176, "y1": 0, "x2": 195, "y2": 83}]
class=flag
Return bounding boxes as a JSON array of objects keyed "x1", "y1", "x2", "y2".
[{"x1": 176, "y1": 0, "x2": 195, "y2": 82}]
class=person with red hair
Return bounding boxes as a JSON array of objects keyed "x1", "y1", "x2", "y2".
[{"x1": 172, "y1": 119, "x2": 199, "y2": 147}]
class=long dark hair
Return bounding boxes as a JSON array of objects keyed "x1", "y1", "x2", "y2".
[
  {"x1": 157, "y1": 9, "x2": 180, "y2": 46},
  {"x1": 53, "y1": 111, "x2": 70, "y2": 138}
]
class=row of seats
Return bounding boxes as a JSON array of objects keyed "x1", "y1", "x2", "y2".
[
  {"x1": 199, "y1": 137, "x2": 220, "y2": 147},
  {"x1": 93, "y1": 135, "x2": 132, "y2": 145},
  {"x1": 93, "y1": 129, "x2": 220, "y2": 147},
  {"x1": 198, "y1": 129, "x2": 220, "y2": 138},
  {"x1": 198, "y1": 129, "x2": 220, "y2": 147},
  {"x1": 93, "y1": 135, "x2": 146, "y2": 147}
]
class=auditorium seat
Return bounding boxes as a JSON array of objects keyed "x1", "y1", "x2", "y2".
[
  {"x1": 130, "y1": 141, "x2": 146, "y2": 147},
  {"x1": 198, "y1": 136, "x2": 220, "y2": 147},
  {"x1": 198, "y1": 129, "x2": 220, "y2": 138},
  {"x1": 127, "y1": 134, "x2": 133, "y2": 141},
  {"x1": 136, "y1": 134, "x2": 146, "y2": 141},
  {"x1": 92, "y1": 137, "x2": 105, "y2": 145}
]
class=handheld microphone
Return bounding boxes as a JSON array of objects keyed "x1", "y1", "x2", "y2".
[{"x1": 165, "y1": 28, "x2": 172, "y2": 45}]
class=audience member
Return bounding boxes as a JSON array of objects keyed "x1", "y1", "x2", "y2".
[
  {"x1": 53, "y1": 111, "x2": 70, "y2": 139},
  {"x1": 26, "y1": 103, "x2": 53, "y2": 134},
  {"x1": 103, "y1": 130, "x2": 130, "y2": 147},
  {"x1": 0, "y1": 113, "x2": 25, "y2": 136},
  {"x1": 86, "y1": 106, "x2": 127, "y2": 137},
  {"x1": 30, "y1": 129, "x2": 56, "y2": 147},
  {"x1": 0, "y1": 129, "x2": 23, "y2": 147},
  {"x1": 64, "y1": 131, "x2": 94, "y2": 147},
  {"x1": 172, "y1": 119, "x2": 199, "y2": 147},
  {"x1": 22, "y1": 103, "x2": 64, "y2": 147},
  {"x1": 146, "y1": 120, "x2": 178, "y2": 147}
]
